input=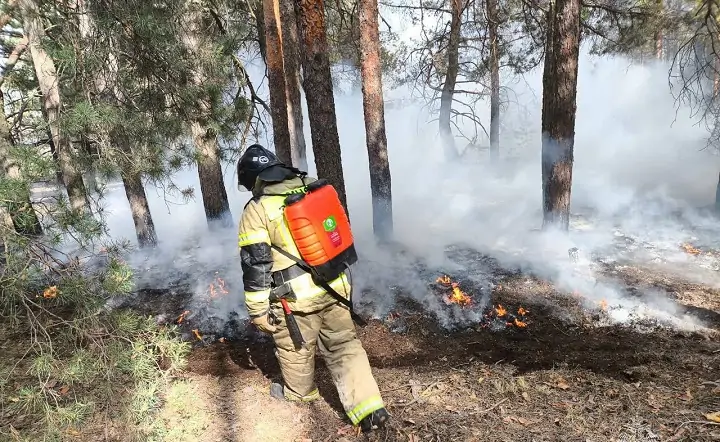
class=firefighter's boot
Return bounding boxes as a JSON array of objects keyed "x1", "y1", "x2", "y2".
[
  {"x1": 359, "y1": 407, "x2": 390, "y2": 433},
  {"x1": 270, "y1": 382, "x2": 285, "y2": 400},
  {"x1": 269, "y1": 381, "x2": 320, "y2": 402}
]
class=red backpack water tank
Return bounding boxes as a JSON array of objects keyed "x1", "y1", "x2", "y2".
[{"x1": 283, "y1": 179, "x2": 358, "y2": 282}]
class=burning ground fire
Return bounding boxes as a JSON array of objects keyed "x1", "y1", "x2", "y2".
[
  {"x1": 207, "y1": 273, "x2": 229, "y2": 300},
  {"x1": 172, "y1": 273, "x2": 232, "y2": 344},
  {"x1": 435, "y1": 275, "x2": 529, "y2": 329}
]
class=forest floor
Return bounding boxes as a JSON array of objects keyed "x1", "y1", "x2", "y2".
[
  {"x1": 118, "y1": 245, "x2": 720, "y2": 442},
  {"x1": 3, "y1": 245, "x2": 720, "y2": 441}
]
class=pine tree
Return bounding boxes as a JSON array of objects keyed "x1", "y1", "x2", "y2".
[
  {"x1": 359, "y1": 0, "x2": 393, "y2": 240},
  {"x1": 296, "y1": 0, "x2": 349, "y2": 212},
  {"x1": 541, "y1": 0, "x2": 581, "y2": 230},
  {"x1": 20, "y1": 0, "x2": 91, "y2": 215}
]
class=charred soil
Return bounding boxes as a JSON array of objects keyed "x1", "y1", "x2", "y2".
[
  {"x1": 174, "y1": 267, "x2": 720, "y2": 442},
  {"x1": 22, "y1": 245, "x2": 717, "y2": 441}
]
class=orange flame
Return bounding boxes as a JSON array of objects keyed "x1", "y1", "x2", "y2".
[
  {"x1": 43, "y1": 286, "x2": 59, "y2": 299},
  {"x1": 513, "y1": 318, "x2": 528, "y2": 328},
  {"x1": 598, "y1": 299, "x2": 608, "y2": 311},
  {"x1": 517, "y1": 307, "x2": 528, "y2": 316},
  {"x1": 495, "y1": 304, "x2": 507, "y2": 317},
  {"x1": 447, "y1": 282, "x2": 472, "y2": 306},
  {"x1": 208, "y1": 275, "x2": 230, "y2": 300},
  {"x1": 176, "y1": 310, "x2": 190, "y2": 324},
  {"x1": 192, "y1": 329, "x2": 203, "y2": 341},
  {"x1": 681, "y1": 243, "x2": 701, "y2": 255},
  {"x1": 437, "y1": 276, "x2": 471, "y2": 306}
]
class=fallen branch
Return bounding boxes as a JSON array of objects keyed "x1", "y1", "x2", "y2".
[
  {"x1": 468, "y1": 397, "x2": 508, "y2": 415},
  {"x1": 676, "y1": 420, "x2": 720, "y2": 430},
  {"x1": 381, "y1": 382, "x2": 430, "y2": 393},
  {"x1": 396, "y1": 381, "x2": 442, "y2": 407}
]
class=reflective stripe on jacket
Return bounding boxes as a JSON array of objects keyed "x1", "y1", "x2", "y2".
[{"x1": 238, "y1": 175, "x2": 351, "y2": 317}]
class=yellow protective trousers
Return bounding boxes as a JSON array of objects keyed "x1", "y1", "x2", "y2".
[{"x1": 270, "y1": 301, "x2": 385, "y2": 425}]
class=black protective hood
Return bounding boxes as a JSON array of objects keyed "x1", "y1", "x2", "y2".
[{"x1": 237, "y1": 144, "x2": 286, "y2": 190}]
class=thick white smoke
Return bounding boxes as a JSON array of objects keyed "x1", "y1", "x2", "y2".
[{"x1": 73, "y1": 45, "x2": 720, "y2": 334}]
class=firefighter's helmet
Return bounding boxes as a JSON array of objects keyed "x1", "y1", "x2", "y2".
[{"x1": 236, "y1": 144, "x2": 289, "y2": 191}]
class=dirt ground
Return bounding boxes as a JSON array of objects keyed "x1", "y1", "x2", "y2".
[
  {"x1": 4, "y1": 247, "x2": 720, "y2": 442},
  {"x1": 165, "y1": 261, "x2": 720, "y2": 442}
]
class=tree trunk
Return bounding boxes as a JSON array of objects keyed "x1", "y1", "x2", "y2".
[
  {"x1": 183, "y1": 4, "x2": 233, "y2": 230},
  {"x1": 296, "y1": 0, "x2": 349, "y2": 212},
  {"x1": 191, "y1": 122, "x2": 233, "y2": 229},
  {"x1": 47, "y1": 129, "x2": 64, "y2": 187},
  {"x1": 254, "y1": 0, "x2": 268, "y2": 62},
  {"x1": 20, "y1": 0, "x2": 90, "y2": 214},
  {"x1": 654, "y1": 0, "x2": 663, "y2": 60},
  {"x1": 263, "y1": 0, "x2": 293, "y2": 165},
  {"x1": 359, "y1": 0, "x2": 393, "y2": 240},
  {"x1": 487, "y1": 0, "x2": 500, "y2": 162},
  {"x1": 438, "y1": 0, "x2": 462, "y2": 162},
  {"x1": 118, "y1": 140, "x2": 157, "y2": 248},
  {"x1": 654, "y1": 30, "x2": 663, "y2": 60},
  {"x1": 0, "y1": 90, "x2": 41, "y2": 235},
  {"x1": 280, "y1": 0, "x2": 308, "y2": 170},
  {"x1": 106, "y1": 44, "x2": 159, "y2": 248},
  {"x1": 540, "y1": 0, "x2": 580, "y2": 231},
  {"x1": 715, "y1": 171, "x2": 720, "y2": 211}
]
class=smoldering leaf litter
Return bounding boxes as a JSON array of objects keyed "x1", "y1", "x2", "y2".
[{"x1": 97, "y1": 54, "x2": 720, "y2": 343}]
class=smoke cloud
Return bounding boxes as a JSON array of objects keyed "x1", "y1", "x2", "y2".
[{"x1": 88, "y1": 49, "x2": 720, "y2": 335}]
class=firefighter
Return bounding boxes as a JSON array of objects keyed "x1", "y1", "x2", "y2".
[{"x1": 236, "y1": 144, "x2": 390, "y2": 433}]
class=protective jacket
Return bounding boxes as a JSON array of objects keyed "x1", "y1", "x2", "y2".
[
  {"x1": 238, "y1": 175, "x2": 351, "y2": 318},
  {"x1": 237, "y1": 173, "x2": 386, "y2": 427}
]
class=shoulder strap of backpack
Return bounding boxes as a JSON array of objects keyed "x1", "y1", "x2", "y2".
[{"x1": 270, "y1": 244, "x2": 366, "y2": 326}]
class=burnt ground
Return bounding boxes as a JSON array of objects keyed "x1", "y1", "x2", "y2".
[
  {"x1": 16, "y1": 244, "x2": 718, "y2": 441},
  {"x1": 126, "y1": 244, "x2": 720, "y2": 442}
]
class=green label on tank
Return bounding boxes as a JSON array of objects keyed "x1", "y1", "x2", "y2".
[{"x1": 323, "y1": 215, "x2": 337, "y2": 232}]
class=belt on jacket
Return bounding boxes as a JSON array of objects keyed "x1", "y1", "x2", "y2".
[{"x1": 271, "y1": 264, "x2": 307, "y2": 287}]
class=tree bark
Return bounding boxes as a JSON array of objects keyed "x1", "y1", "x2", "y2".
[
  {"x1": 540, "y1": 0, "x2": 580, "y2": 231},
  {"x1": 438, "y1": 0, "x2": 462, "y2": 162},
  {"x1": 280, "y1": 0, "x2": 308, "y2": 170},
  {"x1": 263, "y1": 0, "x2": 293, "y2": 165},
  {"x1": 296, "y1": 0, "x2": 349, "y2": 212},
  {"x1": 190, "y1": 122, "x2": 233, "y2": 229},
  {"x1": 715, "y1": 171, "x2": 720, "y2": 211},
  {"x1": 254, "y1": 0, "x2": 268, "y2": 62},
  {"x1": 118, "y1": 142, "x2": 157, "y2": 248},
  {"x1": 20, "y1": 0, "x2": 90, "y2": 214},
  {"x1": 0, "y1": 90, "x2": 42, "y2": 235},
  {"x1": 487, "y1": 0, "x2": 500, "y2": 162},
  {"x1": 654, "y1": 0, "x2": 663, "y2": 60},
  {"x1": 359, "y1": 0, "x2": 393, "y2": 240},
  {"x1": 183, "y1": 4, "x2": 233, "y2": 230},
  {"x1": 105, "y1": 43, "x2": 159, "y2": 248},
  {"x1": 713, "y1": 57, "x2": 719, "y2": 98}
]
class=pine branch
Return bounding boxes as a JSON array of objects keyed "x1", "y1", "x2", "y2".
[
  {"x1": 0, "y1": 34, "x2": 28, "y2": 88},
  {"x1": 207, "y1": 6, "x2": 270, "y2": 114},
  {"x1": 0, "y1": 0, "x2": 19, "y2": 29}
]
